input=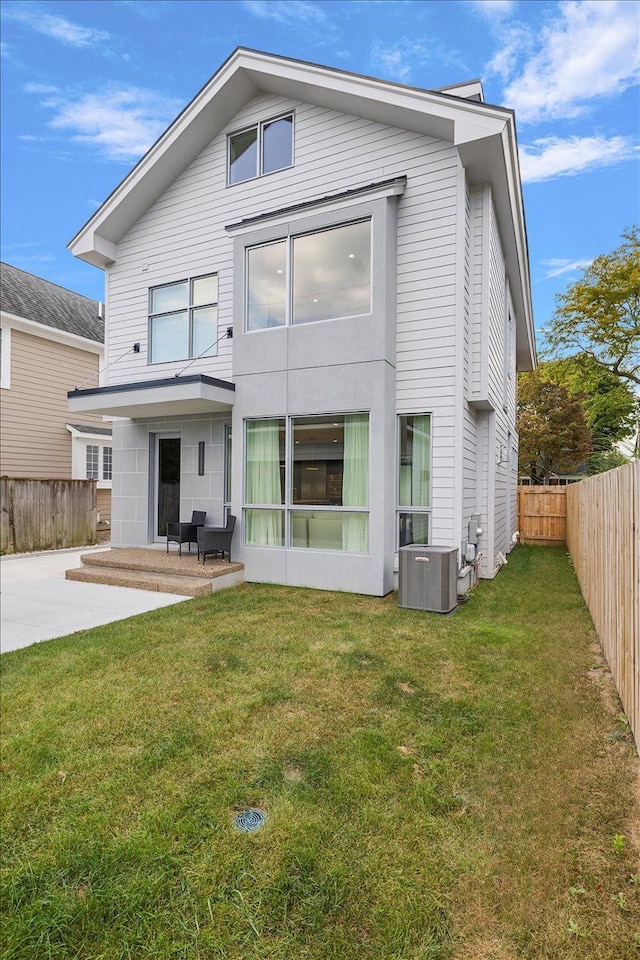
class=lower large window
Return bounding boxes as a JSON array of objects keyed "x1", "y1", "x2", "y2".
[
  {"x1": 244, "y1": 413, "x2": 369, "y2": 552},
  {"x1": 397, "y1": 414, "x2": 431, "y2": 547}
]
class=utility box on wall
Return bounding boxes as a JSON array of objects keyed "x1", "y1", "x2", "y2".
[{"x1": 398, "y1": 545, "x2": 458, "y2": 613}]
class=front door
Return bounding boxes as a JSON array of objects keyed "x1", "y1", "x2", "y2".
[{"x1": 155, "y1": 435, "x2": 181, "y2": 540}]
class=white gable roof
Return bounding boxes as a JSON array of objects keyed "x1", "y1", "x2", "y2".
[{"x1": 68, "y1": 47, "x2": 535, "y2": 369}]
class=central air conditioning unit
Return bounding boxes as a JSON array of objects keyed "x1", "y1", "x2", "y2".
[{"x1": 398, "y1": 545, "x2": 458, "y2": 613}]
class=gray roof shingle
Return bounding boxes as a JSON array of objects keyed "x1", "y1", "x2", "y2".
[
  {"x1": 0, "y1": 262, "x2": 103, "y2": 343},
  {"x1": 66, "y1": 423, "x2": 112, "y2": 437}
]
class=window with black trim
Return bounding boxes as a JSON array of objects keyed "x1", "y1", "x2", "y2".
[
  {"x1": 246, "y1": 219, "x2": 372, "y2": 331},
  {"x1": 228, "y1": 113, "x2": 293, "y2": 185},
  {"x1": 149, "y1": 274, "x2": 218, "y2": 364}
]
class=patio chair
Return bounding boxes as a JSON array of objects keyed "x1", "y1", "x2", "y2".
[
  {"x1": 166, "y1": 510, "x2": 207, "y2": 556},
  {"x1": 198, "y1": 515, "x2": 236, "y2": 565}
]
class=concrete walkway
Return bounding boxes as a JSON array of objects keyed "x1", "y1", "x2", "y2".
[{"x1": 1, "y1": 547, "x2": 188, "y2": 654}]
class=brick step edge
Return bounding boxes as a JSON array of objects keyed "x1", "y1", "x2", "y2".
[{"x1": 66, "y1": 565, "x2": 212, "y2": 597}]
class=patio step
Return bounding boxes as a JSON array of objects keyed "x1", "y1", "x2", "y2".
[{"x1": 65, "y1": 547, "x2": 244, "y2": 596}]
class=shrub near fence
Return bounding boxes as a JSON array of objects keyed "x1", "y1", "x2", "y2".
[
  {"x1": 566, "y1": 463, "x2": 639, "y2": 753},
  {"x1": 0, "y1": 477, "x2": 97, "y2": 554}
]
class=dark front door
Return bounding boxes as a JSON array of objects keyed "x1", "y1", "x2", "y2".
[{"x1": 156, "y1": 436, "x2": 181, "y2": 538}]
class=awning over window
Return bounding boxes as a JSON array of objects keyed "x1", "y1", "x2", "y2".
[{"x1": 68, "y1": 374, "x2": 235, "y2": 419}]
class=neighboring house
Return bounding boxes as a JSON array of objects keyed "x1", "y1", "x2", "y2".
[
  {"x1": 0, "y1": 263, "x2": 112, "y2": 523},
  {"x1": 67, "y1": 48, "x2": 536, "y2": 595}
]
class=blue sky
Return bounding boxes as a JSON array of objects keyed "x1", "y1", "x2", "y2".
[{"x1": 1, "y1": 0, "x2": 638, "y2": 340}]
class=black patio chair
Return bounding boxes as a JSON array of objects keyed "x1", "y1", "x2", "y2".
[
  {"x1": 166, "y1": 510, "x2": 207, "y2": 556},
  {"x1": 198, "y1": 515, "x2": 236, "y2": 565}
]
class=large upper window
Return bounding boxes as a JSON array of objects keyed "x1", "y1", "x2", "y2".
[
  {"x1": 228, "y1": 113, "x2": 293, "y2": 185},
  {"x1": 244, "y1": 413, "x2": 369, "y2": 552},
  {"x1": 397, "y1": 414, "x2": 431, "y2": 548},
  {"x1": 149, "y1": 274, "x2": 218, "y2": 364},
  {"x1": 246, "y1": 220, "x2": 371, "y2": 331}
]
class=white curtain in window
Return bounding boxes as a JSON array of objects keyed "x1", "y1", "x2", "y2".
[
  {"x1": 411, "y1": 415, "x2": 431, "y2": 507},
  {"x1": 342, "y1": 413, "x2": 369, "y2": 552},
  {"x1": 245, "y1": 420, "x2": 283, "y2": 545}
]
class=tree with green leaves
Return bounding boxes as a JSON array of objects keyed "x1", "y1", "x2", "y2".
[
  {"x1": 517, "y1": 368, "x2": 593, "y2": 484},
  {"x1": 539, "y1": 355, "x2": 638, "y2": 461},
  {"x1": 544, "y1": 226, "x2": 639, "y2": 387}
]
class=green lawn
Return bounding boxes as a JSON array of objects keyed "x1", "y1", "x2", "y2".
[{"x1": 1, "y1": 546, "x2": 638, "y2": 959}]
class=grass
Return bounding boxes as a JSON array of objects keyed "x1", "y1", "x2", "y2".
[{"x1": 1, "y1": 545, "x2": 638, "y2": 959}]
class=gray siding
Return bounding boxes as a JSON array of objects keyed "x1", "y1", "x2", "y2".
[
  {"x1": 469, "y1": 185, "x2": 484, "y2": 397},
  {"x1": 487, "y1": 195, "x2": 506, "y2": 411}
]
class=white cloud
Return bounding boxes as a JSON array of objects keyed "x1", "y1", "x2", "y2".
[
  {"x1": 469, "y1": 0, "x2": 516, "y2": 18},
  {"x1": 23, "y1": 82, "x2": 59, "y2": 94},
  {"x1": 540, "y1": 258, "x2": 593, "y2": 280},
  {"x1": 503, "y1": 0, "x2": 640, "y2": 123},
  {"x1": 519, "y1": 134, "x2": 639, "y2": 183},
  {"x1": 28, "y1": 84, "x2": 182, "y2": 163},
  {"x1": 3, "y1": 4, "x2": 110, "y2": 48},
  {"x1": 117, "y1": 0, "x2": 176, "y2": 18},
  {"x1": 241, "y1": 0, "x2": 326, "y2": 24},
  {"x1": 370, "y1": 39, "x2": 430, "y2": 84},
  {"x1": 7, "y1": 253, "x2": 56, "y2": 264},
  {"x1": 486, "y1": 23, "x2": 533, "y2": 82}
]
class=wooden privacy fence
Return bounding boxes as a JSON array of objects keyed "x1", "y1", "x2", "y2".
[
  {"x1": 0, "y1": 477, "x2": 97, "y2": 554},
  {"x1": 566, "y1": 463, "x2": 639, "y2": 753},
  {"x1": 518, "y1": 485, "x2": 567, "y2": 545}
]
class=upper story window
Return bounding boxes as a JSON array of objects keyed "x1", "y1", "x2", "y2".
[
  {"x1": 228, "y1": 113, "x2": 294, "y2": 185},
  {"x1": 149, "y1": 274, "x2": 218, "y2": 364},
  {"x1": 246, "y1": 219, "x2": 371, "y2": 331}
]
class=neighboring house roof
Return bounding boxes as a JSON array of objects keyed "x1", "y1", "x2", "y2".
[
  {"x1": 0, "y1": 262, "x2": 103, "y2": 343},
  {"x1": 66, "y1": 423, "x2": 112, "y2": 437},
  {"x1": 68, "y1": 46, "x2": 536, "y2": 371}
]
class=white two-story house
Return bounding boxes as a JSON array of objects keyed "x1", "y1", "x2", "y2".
[{"x1": 68, "y1": 48, "x2": 535, "y2": 597}]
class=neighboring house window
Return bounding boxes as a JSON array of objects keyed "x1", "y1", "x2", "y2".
[
  {"x1": 149, "y1": 274, "x2": 218, "y2": 363},
  {"x1": 228, "y1": 113, "x2": 293, "y2": 185},
  {"x1": 244, "y1": 413, "x2": 370, "y2": 552},
  {"x1": 0, "y1": 326, "x2": 10, "y2": 389},
  {"x1": 246, "y1": 219, "x2": 371, "y2": 331},
  {"x1": 86, "y1": 445, "x2": 99, "y2": 480},
  {"x1": 68, "y1": 426, "x2": 113, "y2": 488},
  {"x1": 397, "y1": 414, "x2": 431, "y2": 548},
  {"x1": 103, "y1": 446, "x2": 112, "y2": 481}
]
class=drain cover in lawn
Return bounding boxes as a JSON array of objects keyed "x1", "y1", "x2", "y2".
[{"x1": 233, "y1": 808, "x2": 267, "y2": 832}]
